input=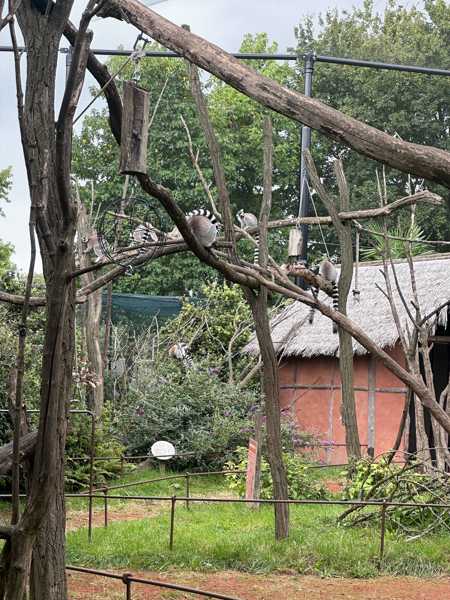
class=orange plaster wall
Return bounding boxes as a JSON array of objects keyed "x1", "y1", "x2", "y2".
[{"x1": 279, "y1": 345, "x2": 407, "y2": 464}]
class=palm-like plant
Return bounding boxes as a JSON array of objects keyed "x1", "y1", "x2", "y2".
[{"x1": 361, "y1": 222, "x2": 431, "y2": 261}]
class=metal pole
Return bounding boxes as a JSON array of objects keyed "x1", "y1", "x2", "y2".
[
  {"x1": 169, "y1": 495, "x2": 176, "y2": 550},
  {"x1": 297, "y1": 52, "x2": 315, "y2": 275},
  {"x1": 185, "y1": 473, "x2": 190, "y2": 510},
  {"x1": 103, "y1": 487, "x2": 108, "y2": 528},
  {"x1": 379, "y1": 500, "x2": 387, "y2": 566},
  {"x1": 87, "y1": 413, "x2": 96, "y2": 542},
  {"x1": 122, "y1": 573, "x2": 132, "y2": 600},
  {"x1": 65, "y1": 44, "x2": 73, "y2": 83}
]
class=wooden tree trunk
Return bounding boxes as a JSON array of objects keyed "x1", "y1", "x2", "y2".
[
  {"x1": 1, "y1": 2, "x2": 88, "y2": 597},
  {"x1": 77, "y1": 203, "x2": 104, "y2": 418},
  {"x1": 248, "y1": 295, "x2": 289, "y2": 539},
  {"x1": 335, "y1": 164, "x2": 361, "y2": 460}
]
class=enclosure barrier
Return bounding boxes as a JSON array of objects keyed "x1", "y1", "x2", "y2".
[
  {"x1": 63, "y1": 492, "x2": 450, "y2": 565},
  {"x1": 78, "y1": 468, "x2": 247, "y2": 539},
  {"x1": 66, "y1": 565, "x2": 242, "y2": 600}
]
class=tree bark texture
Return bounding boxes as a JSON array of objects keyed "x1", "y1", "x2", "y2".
[
  {"x1": 1, "y1": 1, "x2": 86, "y2": 596},
  {"x1": 243, "y1": 117, "x2": 289, "y2": 539},
  {"x1": 119, "y1": 80, "x2": 150, "y2": 175},
  {"x1": 77, "y1": 203, "x2": 104, "y2": 418},
  {"x1": 248, "y1": 295, "x2": 289, "y2": 539},
  {"x1": 334, "y1": 162, "x2": 361, "y2": 460},
  {"x1": 103, "y1": 0, "x2": 450, "y2": 189}
]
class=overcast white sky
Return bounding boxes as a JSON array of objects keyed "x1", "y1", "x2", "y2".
[{"x1": 0, "y1": 0, "x2": 392, "y2": 271}]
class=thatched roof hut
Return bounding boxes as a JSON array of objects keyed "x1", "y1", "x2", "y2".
[
  {"x1": 246, "y1": 253, "x2": 450, "y2": 358},
  {"x1": 245, "y1": 253, "x2": 450, "y2": 465}
]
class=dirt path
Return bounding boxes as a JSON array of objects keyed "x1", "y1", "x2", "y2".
[
  {"x1": 68, "y1": 570, "x2": 450, "y2": 599},
  {"x1": 66, "y1": 501, "x2": 164, "y2": 531}
]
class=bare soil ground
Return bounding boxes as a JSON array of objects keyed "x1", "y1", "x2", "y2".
[{"x1": 67, "y1": 570, "x2": 450, "y2": 599}]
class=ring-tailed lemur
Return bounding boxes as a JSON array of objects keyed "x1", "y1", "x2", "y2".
[
  {"x1": 168, "y1": 209, "x2": 221, "y2": 248},
  {"x1": 168, "y1": 342, "x2": 193, "y2": 370},
  {"x1": 131, "y1": 223, "x2": 159, "y2": 254},
  {"x1": 85, "y1": 230, "x2": 106, "y2": 263},
  {"x1": 308, "y1": 258, "x2": 339, "y2": 334},
  {"x1": 236, "y1": 209, "x2": 259, "y2": 264}
]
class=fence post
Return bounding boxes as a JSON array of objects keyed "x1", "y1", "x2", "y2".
[
  {"x1": 122, "y1": 572, "x2": 132, "y2": 600},
  {"x1": 120, "y1": 454, "x2": 125, "y2": 476},
  {"x1": 169, "y1": 495, "x2": 176, "y2": 551},
  {"x1": 88, "y1": 489, "x2": 93, "y2": 543},
  {"x1": 185, "y1": 473, "x2": 190, "y2": 510},
  {"x1": 378, "y1": 500, "x2": 387, "y2": 567},
  {"x1": 87, "y1": 412, "x2": 96, "y2": 543},
  {"x1": 103, "y1": 487, "x2": 109, "y2": 528}
]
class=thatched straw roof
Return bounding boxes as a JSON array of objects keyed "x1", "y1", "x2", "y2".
[{"x1": 245, "y1": 254, "x2": 450, "y2": 358}]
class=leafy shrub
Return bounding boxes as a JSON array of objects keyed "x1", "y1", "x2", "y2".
[
  {"x1": 225, "y1": 446, "x2": 327, "y2": 499},
  {"x1": 341, "y1": 457, "x2": 450, "y2": 535},
  {"x1": 65, "y1": 410, "x2": 126, "y2": 491},
  {"x1": 342, "y1": 456, "x2": 395, "y2": 500},
  {"x1": 120, "y1": 356, "x2": 258, "y2": 470}
]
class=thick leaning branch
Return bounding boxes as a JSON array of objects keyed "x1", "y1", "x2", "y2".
[{"x1": 101, "y1": 0, "x2": 450, "y2": 188}]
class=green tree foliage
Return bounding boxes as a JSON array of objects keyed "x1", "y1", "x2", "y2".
[
  {"x1": 225, "y1": 447, "x2": 327, "y2": 499},
  {"x1": 72, "y1": 35, "x2": 296, "y2": 293},
  {"x1": 162, "y1": 282, "x2": 253, "y2": 371},
  {"x1": 0, "y1": 168, "x2": 14, "y2": 276},
  {"x1": 295, "y1": 0, "x2": 450, "y2": 253}
]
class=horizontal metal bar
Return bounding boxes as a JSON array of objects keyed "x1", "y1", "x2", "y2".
[
  {"x1": 66, "y1": 565, "x2": 242, "y2": 600},
  {"x1": 64, "y1": 493, "x2": 450, "y2": 510},
  {"x1": 0, "y1": 45, "x2": 449, "y2": 76},
  {"x1": 315, "y1": 54, "x2": 450, "y2": 76},
  {"x1": 80, "y1": 469, "x2": 247, "y2": 495}
]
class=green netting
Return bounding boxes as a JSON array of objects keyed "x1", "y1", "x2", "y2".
[{"x1": 102, "y1": 292, "x2": 182, "y2": 328}]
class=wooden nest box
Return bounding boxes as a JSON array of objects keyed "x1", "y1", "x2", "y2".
[{"x1": 119, "y1": 80, "x2": 150, "y2": 175}]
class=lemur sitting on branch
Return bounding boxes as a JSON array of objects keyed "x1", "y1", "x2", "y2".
[
  {"x1": 236, "y1": 209, "x2": 259, "y2": 264},
  {"x1": 168, "y1": 209, "x2": 221, "y2": 248},
  {"x1": 308, "y1": 258, "x2": 339, "y2": 334}
]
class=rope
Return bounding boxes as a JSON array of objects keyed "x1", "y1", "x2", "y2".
[
  {"x1": 73, "y1": 55, "x2": 133, "y2": 125},
  {"x1": 305, "y1": 179, "x2": 331, "y2": 260},
  {"x1": 73, "y1": 33, "x2": 149, "y2": 126}
]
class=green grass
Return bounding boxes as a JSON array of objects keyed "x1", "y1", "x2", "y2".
[
  {"x1": 67, "y1": 497, "x2": 450, "y2": 578},
  {"x1": 66, "y1": 466, "x2": 226, "y2": 512}
]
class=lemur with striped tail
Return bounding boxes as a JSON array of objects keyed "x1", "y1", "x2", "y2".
[
  {"x1": 168, "y1": 209, "x2": 221, "y2": 249},
  {"x1": 236, "y1": 209, "x2": 259, "y2": 264},
  {"x1": 131, "y1": 223, "x2": 159, "y2": 254},
  {"x1": 308, "y1": 258, "x2": 339, "y2": 334},
  {"x1": 168, "y1": 342, "x2": 193, "y2": 370}
]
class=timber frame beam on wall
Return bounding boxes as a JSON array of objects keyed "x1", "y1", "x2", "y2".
[{"x1": 280, "y1": 384, "x2": 407, "y2": 394}]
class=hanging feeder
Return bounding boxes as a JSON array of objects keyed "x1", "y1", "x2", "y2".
[{"x1": 119, "y1": 80, "x2": 150, "y2": 175}]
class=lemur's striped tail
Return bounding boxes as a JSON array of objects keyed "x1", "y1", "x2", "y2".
[
  {"x1": 331, "y1": 282, "x2": 339, "y2": 334},
  {"x1": 253, "y1": 233, "x2": 260, "y2": 264},
  {"x1": 308, "y1": 286, "x2": 319, "y2": 325},
  {"x1": 186, "y1": 208, "x2": 219, "y2": 226}
]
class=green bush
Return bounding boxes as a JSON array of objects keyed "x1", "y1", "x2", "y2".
[
  {"x1": 120, "y1": 356, "x2": 258, "y2": 470},
  {"x1": 225, "y1": 446, "x2": 327, "y2": 499},
  {"x1": 65, "y1": 410, "x2": 126, "y2": 491},
  {"x1": 342, "y1": 457, "x2": 450, "y2": 534}
]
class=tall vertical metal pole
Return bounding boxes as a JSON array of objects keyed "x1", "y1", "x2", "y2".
[
  {"x1": 297, "y1": 52, "x2": 315, "y2": 273},
  {"x1": 65, "y1": 45, "x2": 73, "y2": 83}
]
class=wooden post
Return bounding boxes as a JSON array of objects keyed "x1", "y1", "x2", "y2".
[
  {"x1": 368, "y1": 355, "x2": 376, "y2": 458},
  {"x1": 288, "y1": 228, "x2": 302, "y2": 261},
  {"x1": 119, "y1": 80, "x2": 150, "y2": 175}
]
